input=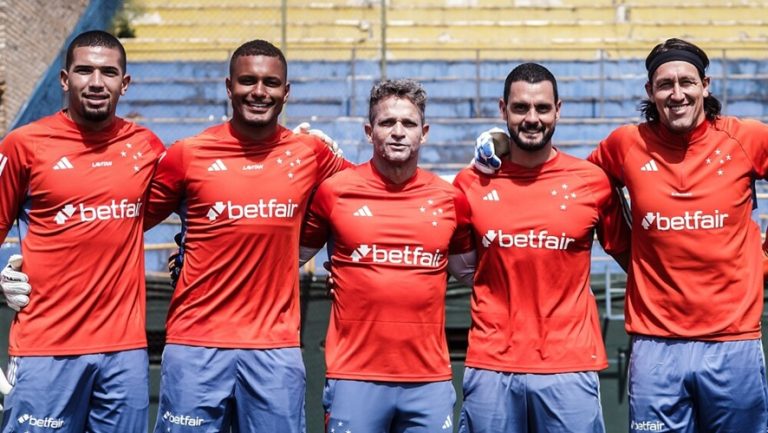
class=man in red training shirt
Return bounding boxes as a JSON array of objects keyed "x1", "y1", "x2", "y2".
[
  {"x1": 300, "y1": 78, "x2": 475, "y2": 433},
  {"x1": 587, "y1": 38, "x2": 768, "y2": 432},
  {"x1": 456, "y1": 62, "x2": 630, "y2": 433},
  {"x1": 476, "y1": 39, "x2": 768, "y2": 432},
  {"x1": 144, "y1": 39, "x2": 350, "y2": 433},
  {"x1": 0, "y1": 30, "x2": 164, "y2": 432}
]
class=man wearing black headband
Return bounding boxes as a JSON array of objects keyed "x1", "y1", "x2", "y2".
[
  {"x1": 588, "y1": 38, "x2": 768, "y2": 432},
  {"x1": 474, "y1": 37, "x2": 768, "y2": 432}
]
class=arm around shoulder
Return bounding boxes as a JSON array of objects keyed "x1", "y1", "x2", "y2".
[{"x1": 144, "y1": 142, "x2": 186, "y2": 230}]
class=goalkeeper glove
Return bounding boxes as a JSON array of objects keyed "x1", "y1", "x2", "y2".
[
  {"x1": 473, "y1": 127, "x2": 508, "y2": 175},
  {"x1": 1, "y1": 254, "x2": 30, "y2": 312}
]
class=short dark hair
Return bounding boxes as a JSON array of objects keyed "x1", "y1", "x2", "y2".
[
  {"x1": 368, "y1": 79, "x2": 427, "y2": 124},
  {"x1": 65, "y1": 30, "x2": 126, "y2": 73},
  {"x1": 640, "y1": 38, "x2": 721, "y2": 122},
  {"x1": 229, "y1": 39, "x2": 287, "y2": 79},
  {"x1": 503, "y1": 63, "x2": 559, "y2": 104}
]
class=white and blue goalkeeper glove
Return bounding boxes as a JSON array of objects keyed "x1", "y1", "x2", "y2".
[
  {"x1": 0, "y1": 255, "x2": 26, "y2": 406},
  {"x1": 1, "y1": 255, "x2": 30, "y2": 312},
  {"x1": 0, "y1": 368, "x2": 11, "y2": 408},
  {"x1": 473, "y1": 127, "x2": 508, "y2": 175}
]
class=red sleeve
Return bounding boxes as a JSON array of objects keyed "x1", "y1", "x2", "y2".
[
  {"x1": 587, "y1": 127, "x2": 628, "y2": 186},
  {"x1": 300, "y1": 180, "x2": 336, "y2": 249},
  {"x1": 0, "y1": 130, "x2": 31, "y2": 241},
  {"x1": 144, "y1": 141, "x2": 186, "y2": 230},
  {"x1": 732, "y1": 118, "x2": 768, "y2": 179},
  {"x1": 451, "y1": 167, "x2": 472, "y2": 196},
  {"x1": 449, "y1": 187, "x2": 474, "y2": 254},
  {"x1": 593, "y1": 171, "x2": 631, "y2": 256}
]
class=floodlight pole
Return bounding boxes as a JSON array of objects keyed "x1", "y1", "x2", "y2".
[
  {"x1": 281, "y1": 0, "x2": 288, "y2": 54},
  {"x1": 380, "y1": 0, "x2": 387, "y2": 80}
]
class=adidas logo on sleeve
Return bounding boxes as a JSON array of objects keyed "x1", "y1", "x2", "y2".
[
  {"x1": 640, "y1": 160, "x2": 658, "y2": 172},
  {"x1": 353, "y1": 205, "x2": 373, "y2": 217},
  {"x1": 53, "y1": 157, "x2": 74, "y2": 170},
  {"x1": 482, "y1": 189, "x2": 500, "y2": 201},
  {"x1": 208, "y1": 159, "x2": 228, "y2": 172}
]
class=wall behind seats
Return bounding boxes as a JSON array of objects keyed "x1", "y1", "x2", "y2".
[{"x1": 0, "y1": 0, "x2": 90, "y2": 136}]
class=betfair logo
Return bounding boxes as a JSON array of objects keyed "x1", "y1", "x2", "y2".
[
  {"x1": 482, "y1": 229, "x2": 575, "y2": 250},
  {"x1": 163, "y1": 411, "x2": 204, "y2": 427},
  {"x1": 631, "y1": 420, "x2": 664, "y2": 431},
  {"x1": 53, "y1": 199, "x2": 143, "y2": 225},
  {"x1": 18, "y1": 413, "x2": 64, "y2": 428},
  {"x1": 350, "y1": 244, "x2": 371, "y2": 262},
  {"x1": 54, "y1": 204, "x2": 77, "y2": 225},
  {"x1": 641, "y1": 210, "x2": 727, "y2": 231},
  {"x1": 350, "y1": 244, "x2": 444, "y2": 267},
  {"x1": 206, "y1": 199, "x2": 299, "y2": 221}
]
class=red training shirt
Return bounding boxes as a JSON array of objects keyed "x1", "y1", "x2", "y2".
[
  {"x1": 301, "y1": 162, "x2": 474, "y2": 382},
  {"x1": 589, "y1": 117, "x2": 768, "y2": 340},
  {"x1": 145, "y1": 122, "x2": 349, "y2": 348},
  {"x1": 0, "y1": 111, "x2": 165, "y2": 356},
  {"x1": 454, "y1": 151, "x2": 630, "y2": 373}
]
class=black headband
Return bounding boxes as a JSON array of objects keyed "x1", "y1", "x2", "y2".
[{"x1": 646, "y1": 49, "x2": 706, "y2": 81}]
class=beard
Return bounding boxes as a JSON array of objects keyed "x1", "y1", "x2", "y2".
[
  {"x1": 509, "y1": 124, "x2": 555, "y2": 153},
  {"x1": 81, "y1": 104, "x2": 112, "y2": 123}
]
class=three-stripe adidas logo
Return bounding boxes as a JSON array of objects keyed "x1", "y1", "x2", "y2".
[
  {"x1": 53, "y1": 157, "x2": 74, "y2": 170},
  {"x1": 482, "y1": 189, "x2": 500, "y2": 201},
  {"x1": 208, "y1": 159, "x2": 227, "y2": 171},
  {"x1": 353, "y1": 205, "x2": 373, "y2": 217},
  {"x1": 0, "y1": 153, "x2": 7, "y2": 177},
  {"x1": 640, "y1": 160, "x2": 658, "y2": 172},
  {"x1": 441, "y1": 415, "x2": 453, "y2": 430}
]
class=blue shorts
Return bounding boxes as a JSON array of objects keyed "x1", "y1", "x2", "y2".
[
  {"x1": 323, "y1": 379, "x2": 456, "y2": 433},
  {"x1": 0, "y1": 349, "x2": 149, "y2": 433},
  {"x1": 458, "y1": 367, "x2": 605, "y2": 433},
  {"x1": 153, "y1": 344, "x2": 306, "y2": 433},
  {"x1": 629, "y1": 336, "x2": 768, "y2": 433}
]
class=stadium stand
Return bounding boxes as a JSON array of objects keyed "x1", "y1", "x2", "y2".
[
  {"x1": 122, "y1": 0, "x2": 768, "y2": 60},
  {"x1": 121, "y1": 0, "x2": 768, "y2": 272}
]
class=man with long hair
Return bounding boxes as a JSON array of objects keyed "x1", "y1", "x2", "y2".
[
  {"x1": 475, "y1": 39, "x2": 768, "y2": 432},
  {"x1": 589, "y1": 38, "x2": 768, "y2": 432}
]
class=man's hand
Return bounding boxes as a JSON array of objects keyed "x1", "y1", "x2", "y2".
[
  {"x1": 473, "y1": 127, "x2": 510, "y2": 175},
  {"x1": 292, "y1": 122, "x2": 343, "y2": 157},
  {"x1": 1, "y1": 255, "x2": 31, "y2": 312},
  {"x1": 322, "y1": 261, "x2": 336, "y2": 298},
  {"x1": 168, "y1": 233, "x2": 184, "y2": 289},
  {"x1": 0, "y1": 255, "x2": 24, "y2": 406},
  {"x1": 0, "y1": 368, "x2": 11, "y2": 408}
]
